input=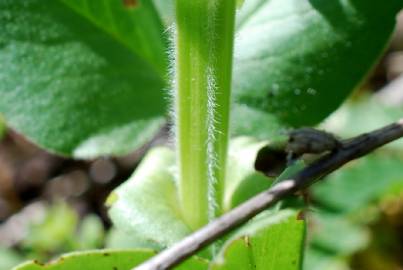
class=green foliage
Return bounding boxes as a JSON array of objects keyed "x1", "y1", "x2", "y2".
[
  {"x1": 303, "y1": 97, "x2": 403, "y2": 270},
  {"x1": 305, "y1": 153, "x2": 403, "y2": 270},
  {"x1": 107, "y1": 139, "x2": 306, "y2": 268},
  {"x1": 308, "y1": 213, "x2": 370, "y2": 256},
  {"x1": 12, "y1": 250, "x2": 208, "y2": 270},
  {"x1": 3, "y1": 0, "x2": 403, "y2": 269},
  {"x1": 313, "y1": 155, "x2": 403, "y2": 213},
  {"x1": 1, "y1": 0, "x2": 400, "y2": 156},
  {"x1": 152, "y1": 0, "x2": 403, "y2": 138},
  {"x1": 107, "y1": 139, "x2": 276, "y2": 249},
  {"x1": 10, "y1": 203, "x2": 105, "y2": 267},
  {"x1": 232, "y1": 0, "x2": 402, "y2": 136},
  {"x1": 210, "y1": 210, "x2": 305, "y2": 270},
  {"x1": 0, "y1": 0, "x2": 167, "y2": 158}
]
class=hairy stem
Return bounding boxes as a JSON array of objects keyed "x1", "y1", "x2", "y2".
[{"x1": 175, "y1": 0, "x2": 236, "y2": 230}]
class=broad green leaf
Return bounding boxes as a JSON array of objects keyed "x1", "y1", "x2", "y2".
[
  {"x1": 0, "y1": 0, "x2": 167, "y2": 158},
  {"x1": 231, "y1": 0, "x2": 402, "y2": 138},
  {"x1": 107, "y1": 147, "x2": 192, "y2": 249},
  {"x1": 313, "y1": 154, "x2": 403, "y2": 213},
  {"x1": 210, "y1": 210, "x2": 305, "y2": 270},
  {"x1": 12, "y1": 250, "x2": 208, "y2": 270}
]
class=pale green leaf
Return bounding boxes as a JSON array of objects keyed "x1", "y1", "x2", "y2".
[
  {"x1": 107, "y1": 147, "x2": 192, "y2": 248},
  {"x1": 210, "y1": 210, "x2": 306, "y2": 270},
  {"x1": 0, "y1": 248, "x2": 23, "y2": 270}
]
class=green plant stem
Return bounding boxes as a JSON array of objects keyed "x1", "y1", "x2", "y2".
[{"x1": 175, "y1": 0, "x2": 236, "y2": 230}]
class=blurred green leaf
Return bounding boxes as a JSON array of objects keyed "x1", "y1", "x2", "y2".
[
  {"x1": 313, "y1": 155, "x2": 403, "y2": 213},
  {"x1": 0, "y1": 248, "x2": 23, "y2": 270},
  {"x1": 309, "y1": 213, "x2": 370, "y2": 256},
  {"x1": 23, "y1": 203, "x2": 77, "y2": 254},
  {"x1": 323, "y1": 97, "x2": 403, "y2": 149},
  {"x1": 210, "y1": 210, "x2": 305, "y2": 270},
  {"x1": 75, "y1": 214, "x2": 104, "y2": 250},
  {"x1": 0, "y1": 0, "x2": 167, "y2": 158},
  {"x1": 13, "y1": 250, "x2": 208, "y2": 270},
  {"x1": 304, "y1": 248, "x2": 350, "y2": 270}
]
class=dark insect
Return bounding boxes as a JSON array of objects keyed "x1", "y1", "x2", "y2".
[
  {"x1": 255, "y1": 127, "x2": 342, "y2": 177},
  {"x1": 286, "y1": 127, "x2": 341, "y2": 156}
]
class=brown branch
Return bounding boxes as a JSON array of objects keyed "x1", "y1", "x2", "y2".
[{"x1": 134, "y1": 119, "x2": 403, "y2": 270}]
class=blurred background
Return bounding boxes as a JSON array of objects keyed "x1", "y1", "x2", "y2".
[{"x1": 1, "y1": 10, "x2": 403, "y2": 270}]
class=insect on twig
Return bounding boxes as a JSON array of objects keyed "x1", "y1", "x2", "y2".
[{"x1": 255, "y1": 127, "x2": 342, "y2": 177}]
